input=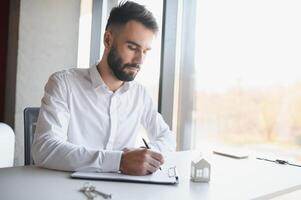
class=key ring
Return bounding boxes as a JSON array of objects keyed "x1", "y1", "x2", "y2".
[{"x1": 80, "y1": 182, "x2": 112, "y2": 199}]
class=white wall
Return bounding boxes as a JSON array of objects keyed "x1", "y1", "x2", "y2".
[{"x1": 13, "y1": 0, "x2": 81, "y2": 165}]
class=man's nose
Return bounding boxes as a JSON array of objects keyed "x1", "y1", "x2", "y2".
[{"x1": 134, "y1": 50, "x2": 145, "y2": 64}]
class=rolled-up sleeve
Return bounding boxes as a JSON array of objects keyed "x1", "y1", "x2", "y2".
[{"x1": 32, "y1": 72, "x2": 122, "y2": 172}]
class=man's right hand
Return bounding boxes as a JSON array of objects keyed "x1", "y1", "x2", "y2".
[{"x1": 119, "y1": 148, "x2": 164, "y2": 175}]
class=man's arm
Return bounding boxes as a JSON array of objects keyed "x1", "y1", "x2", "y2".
[
  {"x1": 140, "y1": 88, "x2": 176, "y2": 153},
  {"x1": 32, "y1": 72, "x2": 122, "y2": 172}
]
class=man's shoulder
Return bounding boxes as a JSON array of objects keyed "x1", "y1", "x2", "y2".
[{"x1": 49, "y1": 68, "x2": 90, "y2": 84}]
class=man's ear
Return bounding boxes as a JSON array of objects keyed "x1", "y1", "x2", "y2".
[{"x1": 103, "y1": 30, "x2": 113, "y2": 49}]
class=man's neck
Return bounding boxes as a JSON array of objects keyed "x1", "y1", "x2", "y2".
[{"x1": 96, "y1": 61, "x2": 124, "y2": 92}]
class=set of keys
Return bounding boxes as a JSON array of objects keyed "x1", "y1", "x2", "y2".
[{"x1": 80, "y1": 182, "x2": 112, "y2": 199}]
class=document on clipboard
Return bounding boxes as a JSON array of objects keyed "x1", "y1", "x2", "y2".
[{"x1": 71, "y1": 166, "x2": 179, "y2": 185}]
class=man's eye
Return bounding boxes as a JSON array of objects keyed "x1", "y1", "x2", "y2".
[{"x1": 128, "y1": 45, "x2": 137, "y2": 51}]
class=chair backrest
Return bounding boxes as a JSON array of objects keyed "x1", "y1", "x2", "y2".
[
  {"x1": 24, "y1": 107, "x2": 40, "y2": 165},
  {"x1": 0, "y1": 123, "x2": 15, "y2": 168}
]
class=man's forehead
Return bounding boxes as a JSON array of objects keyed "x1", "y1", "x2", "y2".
[{"x1": 115, "y1": 20, "x2": 155, "y2": 49}]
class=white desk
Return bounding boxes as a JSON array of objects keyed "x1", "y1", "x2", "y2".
[{"x1": 0, "y1": 151, "x2": 301, "y2": 200}]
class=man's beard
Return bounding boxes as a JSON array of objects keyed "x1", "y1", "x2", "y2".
[{"x1": 107, "y1": 45, "x2": 140, "y2": 81}]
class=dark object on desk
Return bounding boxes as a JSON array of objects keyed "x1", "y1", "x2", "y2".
[
  {"x1": 213, "y1": 150, "x2": 249, "y2": 159},
  {"x1": 256, "y1": 157, "x2": 301, "y2": 167},
  {"x1": 24, "y1": 107, "x2": 40, "y2": 165}
]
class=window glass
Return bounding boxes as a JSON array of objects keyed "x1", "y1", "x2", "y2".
[
  {"x1": 77, "y1": 0, "x2": 93, "y2": 68},
  {"x1": 194, "y1": 0, "x2": 301, "y2": 159}
]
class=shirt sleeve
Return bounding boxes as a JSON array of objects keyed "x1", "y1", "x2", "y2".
[
  {"x1": 32, "y1": 72, "x2": 122, "y2": 172},
  {"x1": 140, "y1": 87, "x2": 176, "y2": 154}
]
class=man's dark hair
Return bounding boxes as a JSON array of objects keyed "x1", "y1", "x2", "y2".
[{"x1": 105, "y1": 1, "x2": 158, "y2": 33}]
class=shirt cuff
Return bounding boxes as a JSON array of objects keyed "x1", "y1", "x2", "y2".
[{"x1": 101, "y1": 150, "x2": 123, "y2": 172}]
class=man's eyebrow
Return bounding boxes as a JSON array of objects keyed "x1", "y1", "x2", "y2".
[{"x1": 126, "y1": 40, "x2": 152, "y2": 50}]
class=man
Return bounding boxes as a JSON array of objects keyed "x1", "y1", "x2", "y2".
[{"x1": 32, "y1": 1, "x2": 175, "y2": 175}]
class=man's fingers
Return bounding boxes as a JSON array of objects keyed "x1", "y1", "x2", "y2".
[
  {"x1": 122, "y1": 147, "x2": 130, "y2": 152},
  {"x1": 144, "y1": 150, "x2": 164, "y2": 170},
  {"x1": 147, "y1": 156, "x2": 162, "y2": 169},
  {"x1": 145, "y1": 162, "x2": 158, "y2": 173},
  {"x1": 148, "y1": 150, "x2": 164, "y2": 164}
]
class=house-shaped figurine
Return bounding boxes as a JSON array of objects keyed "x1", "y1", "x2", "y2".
[{"x1": 191, "y1": 158, "x2": 211, "y2": 182}]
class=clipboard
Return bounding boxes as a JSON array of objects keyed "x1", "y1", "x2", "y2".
[{"x1": 71, "y1": 166, "x2": 179, "y2": 185}]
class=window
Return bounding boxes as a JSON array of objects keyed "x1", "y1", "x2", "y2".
[
  {"x1": 193, "y1": 0, "x2": 301, "y2": 159},
  {"x1": 77, "y1": 0, "x2": 93, "y2": 68}
]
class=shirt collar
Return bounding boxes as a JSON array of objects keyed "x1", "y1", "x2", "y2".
[
  {"x1": 89, "y1": 65, "x2": 106, "y2": 89},
  {"x1": 89, "y1": 65, "x2": 134, "y2": 92}
]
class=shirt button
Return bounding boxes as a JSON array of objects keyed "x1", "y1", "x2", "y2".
[{"x1": 106, "y1": 141, "x2": 113, "y2": 150}]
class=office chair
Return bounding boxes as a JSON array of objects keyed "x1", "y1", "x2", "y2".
[
  {"x1": 0, "y1": 123, "x2": 15, "y2": 168},
  {"x1": 24, "y1": 107, "x2": 40, "y2": 165}
]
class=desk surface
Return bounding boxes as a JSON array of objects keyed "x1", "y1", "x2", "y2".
[{"x1": 0, "y1": 151, "x2": 301, "y2": 200}]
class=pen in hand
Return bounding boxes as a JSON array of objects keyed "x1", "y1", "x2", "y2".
[{"x1": 142, "y1": 138, "x2": 162, "y2": 170}]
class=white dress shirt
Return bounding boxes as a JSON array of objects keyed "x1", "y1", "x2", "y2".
[{"x1": 32, "y1": 65, "x2": 176, "y2": 172}]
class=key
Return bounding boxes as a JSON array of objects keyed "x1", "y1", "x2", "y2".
[
  {"x1": 80, "y1": 186, "x2": 97, "y2": 200},
  {"x1": 79, "y1": 188, "x2": 96, "y2": 200},
  {"x1": 89, "y1": 186, "x2": 112, "y2": 199}
]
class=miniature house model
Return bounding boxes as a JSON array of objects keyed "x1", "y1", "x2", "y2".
[{"x1": 191, "y1": 158, "x2": 211, "y2": 182}]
